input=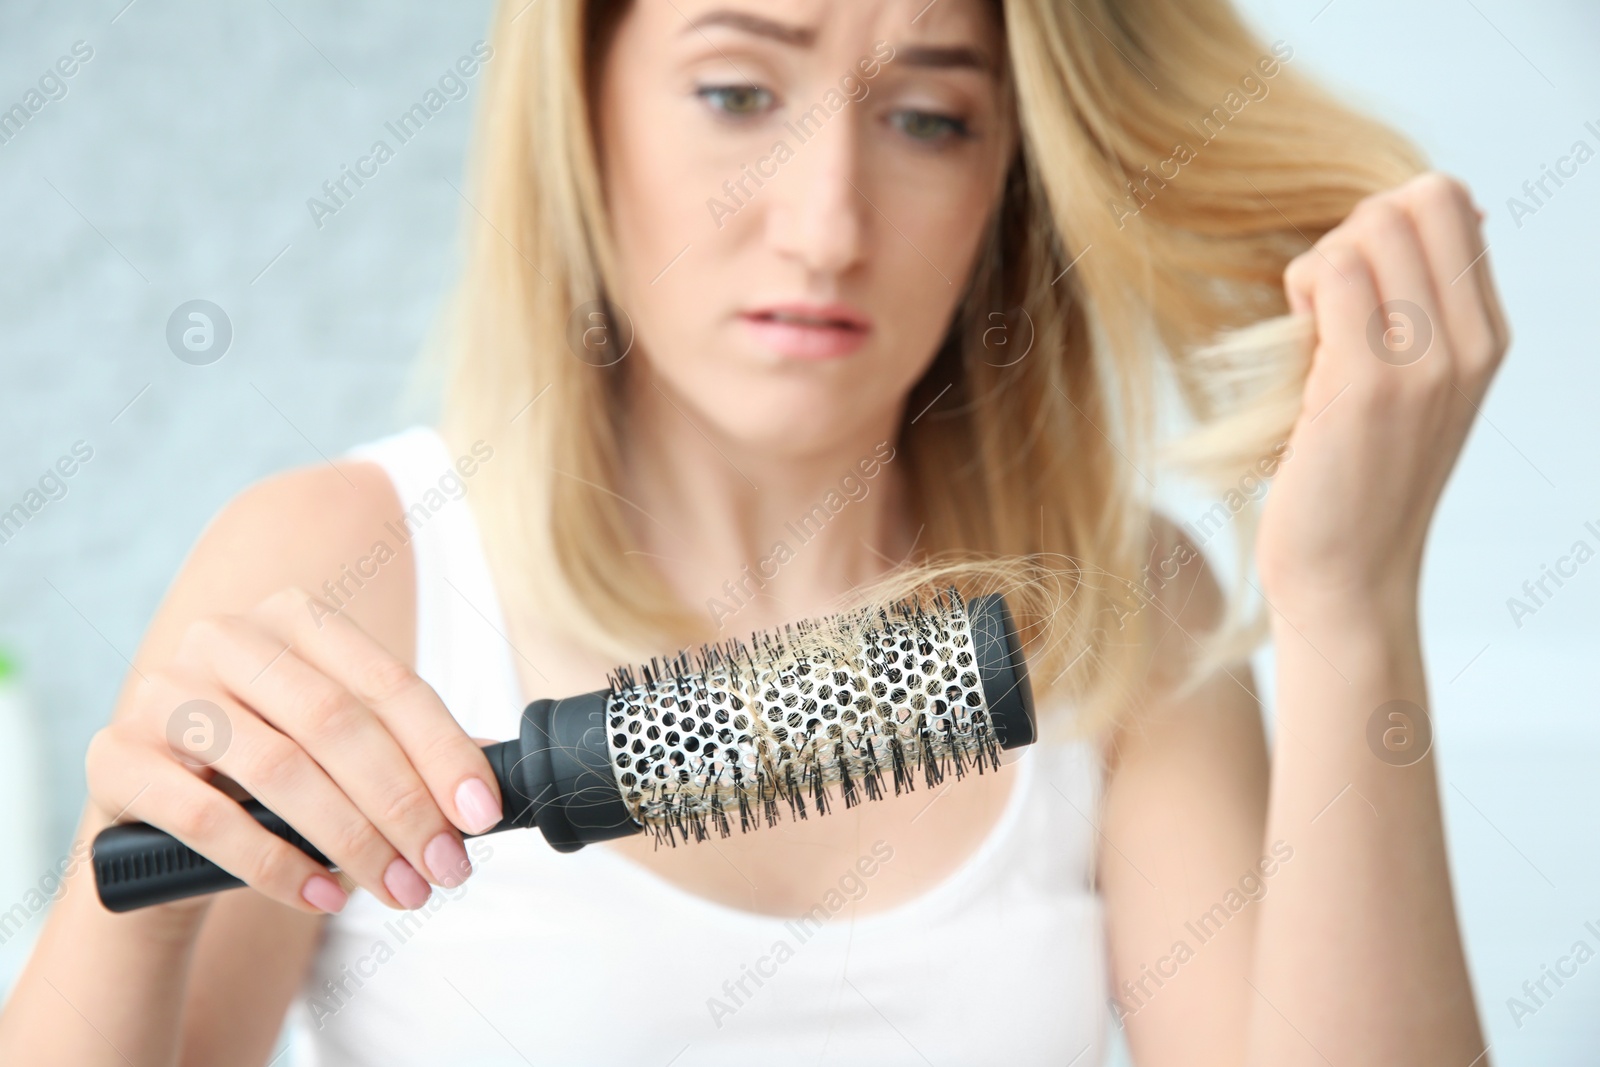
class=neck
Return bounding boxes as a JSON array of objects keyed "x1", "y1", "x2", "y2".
[{"x1": 620, "y1": 368, "x2": 914, "y2": 635}]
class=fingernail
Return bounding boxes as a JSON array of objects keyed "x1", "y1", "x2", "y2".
[
  {"x1": 424, "y1": 832, "x2": 472, "y2": 888},
  {"x1": 455, "y1": 777, "x2": 502, "y2": 835},
  {"x1": 302, "y1": 874, "x2": 348, "y2": 914},
  {"x1": 383, "y1": 857, "x2": 433, "y2": 910}
]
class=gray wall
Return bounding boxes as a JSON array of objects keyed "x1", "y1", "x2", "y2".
[{"x1": 1, "y1": 1, "x2": 1595, "y2": 1064}]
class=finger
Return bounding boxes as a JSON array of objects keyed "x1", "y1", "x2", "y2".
[
  {"x1": 1393, "y1": 174, "x2": 1502, "y2": 379},
  {"x1": 1345, "y1": 195, "x2": 1449, "y2": 375},
  {"x1": 86, "y1": 731, "x2": 349, "y2": 915},
  {"x1": 1303, "y1": 238, "x2": 1383, "y2": 386},
  {"x1": 1474, "y1": 240, "x2": 1510, "y2": 363},
  {"x1": 1459, "y1": 191, "x2": 1511, "y2": 356},
  {"x1": 1283, "y1": 249, "x2": 1316, "y2": 318},
  {"x1": 198, "y1": 692, "x2": 433, "y2": 909},
  {"x1": 183, "y1": 614, "x2": 470, "y2": 891},
  {"x1": 253, "y1": 589, "x2": 504, "y2": 837}
]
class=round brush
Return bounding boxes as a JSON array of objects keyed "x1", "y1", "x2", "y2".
[{"x1": 92, "y1": 590, "x2": 1034, "y2": 912}]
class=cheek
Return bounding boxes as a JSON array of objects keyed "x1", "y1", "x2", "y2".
[
  {"x1": 596, "y1": 121, "x2": 732, "y2": 445},
  {"x1": 866, "y1": 160, "x2": 1002, "y2": 374},
  {"x1": 602, "y1": 86, "x2": 712, "y2": 337}
]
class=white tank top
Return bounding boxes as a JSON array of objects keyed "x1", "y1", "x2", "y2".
[{"x1": 285, "y1": 426, "x2": 1110, "y2": 1066}]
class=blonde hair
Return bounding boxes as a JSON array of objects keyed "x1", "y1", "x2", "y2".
[{"x1": 439, "y1": 0, "x2": 1424, "y2": 739}]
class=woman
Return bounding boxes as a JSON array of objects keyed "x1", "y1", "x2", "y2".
[{"x1": 0, "y1": 0, "x2": 1507, "y2": 1063}]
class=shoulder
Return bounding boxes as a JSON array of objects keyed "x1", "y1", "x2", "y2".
[
  {"x1": 209, "y1": 457, "x2": 398, "y2": 557},
  {"x1": 1097, "y1": 512, "x2": 1256, "y2": 771},
  {"x1": 136, "y1": 453, "x2": 417, "y2": 669},
  {"x1": 1094, "y1": 522, "x2": 1270, "y2": 1054}
]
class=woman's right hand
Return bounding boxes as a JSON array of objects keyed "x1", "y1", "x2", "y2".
[{"x1": 85, "y1": 587, "x2": 505, "y2": 916}]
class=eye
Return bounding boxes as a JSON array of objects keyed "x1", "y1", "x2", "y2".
[
  {"x1": 890, "y1": 109, "x2": 970, "y2": 144},
  {"x1": 697, "y1": 84, "x2": 775, "y2": 118}
]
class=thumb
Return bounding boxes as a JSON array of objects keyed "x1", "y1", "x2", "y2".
[{"x1": 1283, "y1": 251, "x2": 1316, "y2": 319}]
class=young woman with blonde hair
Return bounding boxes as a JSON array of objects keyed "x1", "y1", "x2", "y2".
[{"x1": 1, "y1": 0, "x2": 1507, "y2": 1063}]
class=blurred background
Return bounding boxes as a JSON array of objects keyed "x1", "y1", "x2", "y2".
[{"x1": 0, "y1": 0, "x2": 1594, "y2": 1063}]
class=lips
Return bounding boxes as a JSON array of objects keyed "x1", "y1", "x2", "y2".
[{"x1": 739, "y1": 302, "x2": 872, "y2": 360}]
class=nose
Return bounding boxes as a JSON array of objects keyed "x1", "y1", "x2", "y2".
[{"x1": 765, "y1": 104, "x2": 867, "y2": 279}]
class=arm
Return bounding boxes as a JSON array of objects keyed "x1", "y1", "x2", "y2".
[
  {"x1": 1101, "y1": 525, "x2": 1270, "y2": 1067},
  {"x1": 1106, "y1": 171, "x2": 1504, "y2": 1066},
  {"x1": 181, "y1": 890, "x2": 327, "y2": 1067},
  {"x1": 1239, "y1": 172, "x2": 1502, "y2": 1065},
  {"x1": 0, "y1": 457, "x2": 462, "y2": 1066},
  {"x1": 0, "y1": 838, "x2": 214, "y2": 1067},
  {"x1": 1105, "y1": 520, "x2": 1481, "y2": 1067},
  {"x1": 1244, "y1": 583, "x2": 1478, "y2": 1064}
]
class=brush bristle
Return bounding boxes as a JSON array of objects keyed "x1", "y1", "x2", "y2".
[{"x1": 603, "y1": 588, "x2": 1002, "y2": 847}]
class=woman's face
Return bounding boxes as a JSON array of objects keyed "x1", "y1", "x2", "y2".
[{"x1": 596, "y1": 0, "x2": 1014, "y2": 459}]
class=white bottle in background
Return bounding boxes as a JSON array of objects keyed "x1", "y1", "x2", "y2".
[{"x1": 0, "y1": 647, "x2": 48, "y2": 992}]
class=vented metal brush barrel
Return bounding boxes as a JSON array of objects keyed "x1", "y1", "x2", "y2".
[{"x1": 488, "y1": 590, "x2": 1033, "y2": 850}]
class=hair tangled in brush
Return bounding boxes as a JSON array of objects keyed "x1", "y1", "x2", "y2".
[{"x1": 606, "y1": 587, "x2": 1011, "y2": 845}]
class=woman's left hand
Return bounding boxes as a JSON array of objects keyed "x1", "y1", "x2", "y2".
[{"x1": 1256, "y1": 171, "x2": 1511, "y2": 617}]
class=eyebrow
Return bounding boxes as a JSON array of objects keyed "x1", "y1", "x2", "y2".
[
  {"x1": 898, "y1": 44, "x2": 993, "y2": 75},
  {"x1": 683, "y1": 10, "x2": 816, "y2": 48},
  {"x1": 683, "y1": 10, "x2": 996, "y2": 75}
]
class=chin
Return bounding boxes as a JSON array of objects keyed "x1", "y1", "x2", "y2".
[
  {"x1": 699, "y1": 381, "x2": 885, "y2": 460},
  {"x1": 643, "y1": 335, "x2": 912, "y2": 459}
]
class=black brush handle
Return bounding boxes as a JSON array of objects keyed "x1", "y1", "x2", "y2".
[
  {"x1": 91, "y1": 796, "x2": 340, "y2": 912},
  {"x1": 92, "y1": 692, "x2": 641, "y2": 913}
]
